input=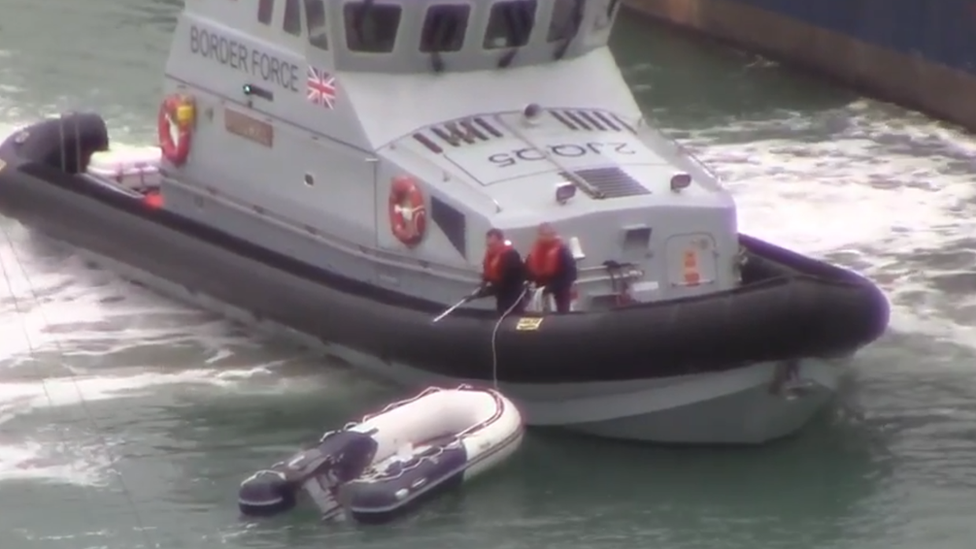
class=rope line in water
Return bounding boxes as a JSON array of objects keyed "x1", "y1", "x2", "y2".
[
  {"x1": 489, "y1": 286, "x2": 529, "y2": 389},
  {"x1": 0, "y1": 227, "x2": 156, "y2": 548},
  {"x1": 0, "y1": 237, "x2": 103, "y2": 529}
]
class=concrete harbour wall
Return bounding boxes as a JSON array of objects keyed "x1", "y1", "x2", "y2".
[{"x1": 622, "y1": 0, "x2": 976, "y2": 132}]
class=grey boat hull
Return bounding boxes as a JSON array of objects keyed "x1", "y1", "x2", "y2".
[{"x1": 0, "y1": 114, "x2": 889, "y2": 443}]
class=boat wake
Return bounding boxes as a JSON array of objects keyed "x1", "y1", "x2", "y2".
[
  {"x1": 0, "y1": 82, "x2": 973, "y2": 485},
  {"x1": 672, "y1": 99, "x2": 976, "y2": 352},
  {"x1": 0, "y1": 185, "x2": 330, "y2": 486}
]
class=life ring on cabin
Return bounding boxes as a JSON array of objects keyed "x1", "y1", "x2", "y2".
[
  {"x1": 388, "y1": 175, "x2": 427, "y2": 247},
  {"x1": 157, "y1": 94, "x2": 196, "y2": 166}
]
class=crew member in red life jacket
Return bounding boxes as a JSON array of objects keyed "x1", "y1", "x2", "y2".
[
  {"x1": 525, "y1": 222, "x2": 578, "y2": 313},
  {"x1": 477, "y1": 228, "x2": 527, "y2": 314}
]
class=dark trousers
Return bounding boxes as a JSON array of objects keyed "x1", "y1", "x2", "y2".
[
  {"x1": 496, "y1": 289, "x2": 526, "y2": 315},
  {"x1": 547, "y1": 287, "x2": 573, "y2": 313}
]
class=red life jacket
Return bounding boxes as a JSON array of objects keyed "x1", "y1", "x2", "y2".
[
  {"x1": 526, "y1": 239, "x2": 562, "y2": 282},
  {"x1": 482, "y1": 241, "x2": 514, "y2": 284}
]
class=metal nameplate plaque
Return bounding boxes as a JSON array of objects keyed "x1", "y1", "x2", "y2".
[{"x1": 224, "y1": 108, "x2": 273, "y2": 147}]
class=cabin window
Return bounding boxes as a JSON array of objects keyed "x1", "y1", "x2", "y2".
[
  {"x1": 548, "y1": 0, "x2": 582, "y2": 42},
  {"x1": 283, "y1": 0, "x2": 302, "y2": 36},
  {"x1": 344, "y1": 2, "x2": 402, "y2": 53},
  {"x1": 258, "y1": 0, "x2": 275, "y2": 25},
  {"x1": 420, "y1": 4, "x2": 471, "y2": 53},
  {"x1": 483, "y1": 0, "x2": 537, "y2": 49},
  {"x1": 304, "y1": 0, "x2": 329, "y2": 50}
]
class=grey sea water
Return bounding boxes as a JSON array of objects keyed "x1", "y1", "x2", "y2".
[{"x1": 1, "y1": 2, "x2": 975, "y2": 548}]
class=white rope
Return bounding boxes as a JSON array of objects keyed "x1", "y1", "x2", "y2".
[
  {"x1": 0, "y1": 228, "x2": 156, "y2": 547},
  {"x1": 489, "y1": 285, "x2": 529, "y2": 389}
]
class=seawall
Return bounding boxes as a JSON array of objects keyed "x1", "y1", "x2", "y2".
[{"x1": 623, "y1": 0, "x2": 976, "y2": 132}]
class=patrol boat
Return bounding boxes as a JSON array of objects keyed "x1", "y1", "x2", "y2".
[{"x1": 0, "y1": 0, "x2": 888, "y2": 444}]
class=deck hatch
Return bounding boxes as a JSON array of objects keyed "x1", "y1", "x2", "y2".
[{"x1": 560, "y1": 166, "x2": 650, "y2": 198}]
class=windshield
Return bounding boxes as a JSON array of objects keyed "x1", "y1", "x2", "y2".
[
  {"x1": 548, "y1": 0, "x2": 583, "y2": 59},
  {"x1": 344, "y1": 0, "x2": 402, "y2": 53},
  {"x1": 421, "y1": 3, "x2": 471, "y2": 72},
  {"x1": 548, "y1": 0, "x2": 584, "y2": 43},
  {"x1": 483, "y1": 0, "x2": 536, "y2": 50},
  {"x1": 421, "y1": 4, "x2": 470, "y2": 53}
]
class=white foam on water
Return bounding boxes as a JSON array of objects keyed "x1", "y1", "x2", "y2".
[
  {"x1": 0, "y1": 183, "x2": 287, "y2": 485},
  {"x1": 0, "y1": 369, "x2": 273, "y2": 414},
  {"x1": 0, "y1": 366, "x2": 285, "y2": 485},
  {"x1": 0, "y1": 54, "x2": 332, "y2": 488},
  {"x1": 0, "y1": 233, "x2": 317, "y2": 485},
  {"x1": 676, "y1": 99, "x2": 976, "y2": 348},
  {"x1": 0, "y1": 439, "x2": 113, "y2": 485},
  {"x1": 0, "y1": 235, "x2": 254, "y2": 363}
]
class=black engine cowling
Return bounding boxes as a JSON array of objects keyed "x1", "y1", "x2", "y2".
[
  {"x1": 238, "y1": 470, "x2": 297, "y2": 517},
  {"x1": 237, "y1": 430, "x2": 379, "y2": 518}
]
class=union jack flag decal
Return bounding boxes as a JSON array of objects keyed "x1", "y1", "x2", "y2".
[{"x1": 306, "y1": 66, "x2": 337, "y2": 109}]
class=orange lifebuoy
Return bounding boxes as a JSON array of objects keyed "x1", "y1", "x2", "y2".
[
  {"x1": 388, "y1": 175, "x2": 427, "y2": 247},
  {"x1": 157, "y1": 94, "x2": 196, "y2": 166}
]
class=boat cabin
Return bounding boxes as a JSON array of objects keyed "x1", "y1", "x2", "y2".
[
  {"x1": 249, "y1": 0, "x2": 621, "y2": 73},
  {"x1": 148, "y1": 0, "x2": 740, "y2": 313}
]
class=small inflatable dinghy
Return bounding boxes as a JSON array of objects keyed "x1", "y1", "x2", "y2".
[{"x1": 237, "y1": 385, "x2": 523, "y2": 523}]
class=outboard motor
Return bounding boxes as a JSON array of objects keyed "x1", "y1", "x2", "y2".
[
  {"x1": 237, "y1": 429, "x2": 380, "y2": 518},
  {"x1": 238, "y1": 470, "x2": 298, "y2": 517},
  {"x1": 320, "y1": 430, "x2": 379, "y2": 483},
  {"x1": 8, "y1": 112, "x2": 109, "y2": 172}
]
